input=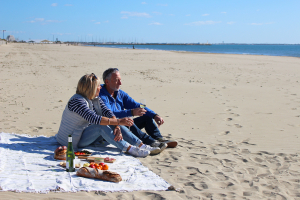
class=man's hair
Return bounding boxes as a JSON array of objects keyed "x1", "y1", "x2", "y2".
[
  {"x1": 102, "y1": 68, "x2": 119, "y2": 83},
  {"x1": 76, "y1": 73, "x2": 100, "y2": 100}
]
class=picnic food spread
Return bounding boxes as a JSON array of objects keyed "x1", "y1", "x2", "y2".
[
  {"x1": 54, "y1": 146, "x2": 120, "y2": 182},
  {"x1": 76, "y1": 167, "x2": 122, "y2": 183}
]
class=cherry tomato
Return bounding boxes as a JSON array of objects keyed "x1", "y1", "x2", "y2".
[
  {"x1": 102, "y1": 164, "x2": 109, "y2": 170},
  {"x1": 89, "y1": 164, "x2": 95, "y2": 168},
  {"x1": 97, "y1": 165, "x2": 103, "y2": 170},
  {"x1": 99, "y1": 162, "x2": 105, "y2": 167}
]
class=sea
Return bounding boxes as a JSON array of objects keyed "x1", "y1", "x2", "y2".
[{"x1": 89, "y1": 44, "x2": 300, "y2": 58}]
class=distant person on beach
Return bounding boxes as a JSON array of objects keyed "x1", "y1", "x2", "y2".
[
  {"x1": 99, "y1": 68, "x2": 178, "y2": 151},
  {"x1": 56, "y1": 73, "x2": 162, "y2": 157}
]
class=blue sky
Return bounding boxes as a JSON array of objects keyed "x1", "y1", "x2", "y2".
[{"x1": 1, "y1": 0, "x2": 300, "y2": 43}]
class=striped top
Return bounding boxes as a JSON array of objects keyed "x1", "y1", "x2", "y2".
[{"x1": 68, "y1": 97, "x2": 115, "y2": 124}]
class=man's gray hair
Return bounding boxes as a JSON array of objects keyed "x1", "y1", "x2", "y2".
[{"x1": 102, "y1": 68, "x2": 119, "y2": 83}]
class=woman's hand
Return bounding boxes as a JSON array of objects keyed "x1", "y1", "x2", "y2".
[
  {"x1": 113, "y1": 126, "x2": 123, "y2": 142},
  {"x1": 119, "y1": 117, "x2": 134, "y2": 127}
]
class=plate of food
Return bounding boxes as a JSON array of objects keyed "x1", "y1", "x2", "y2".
[{"x1": 74, "y1": 150, "x2": 92, "y2": 157}]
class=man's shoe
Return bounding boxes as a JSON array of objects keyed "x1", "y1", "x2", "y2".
[
  {"x1": 157, "y1": 138, "x2": 178, "y2": 148},
  {"x1": 128, "y1": 146, "x2": 150, "y2": 157},
  {"x1": 150, "y1": 141, "x2": 168, "y2": 153},
  {"x1": 140, "y1": 144, "x2": 161, "y2": 155}
]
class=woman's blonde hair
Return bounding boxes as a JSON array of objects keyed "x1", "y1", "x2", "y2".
[{"x1": 76, "y1": 73, "x2": 100, "y2": 99}]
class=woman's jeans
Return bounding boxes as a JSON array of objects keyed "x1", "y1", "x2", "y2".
[{"x1": 78, "y1": 124, "x2": 142, "y2": 152}]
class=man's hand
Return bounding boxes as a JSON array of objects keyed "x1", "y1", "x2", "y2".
[
  {"x1": 132, "y1": 108, "x2": 146, "y2": 116},
  {"x1": 154, "y1": 115, "x2": 164, "y2": 128},
  {"x1": 113, "y1": 126, "x2": 123, "y2": 141}
]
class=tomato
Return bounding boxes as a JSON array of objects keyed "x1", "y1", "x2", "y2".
[
  {"x1": 102, "y1": 164, "x2": 109, "y2": 170},
  {"x1": 99, "y1": 162, "x2": 104, "y2": 167},
  {"x1": 94, "y1": 163, "x2": 99, "y2": 168},
  {"x1": 104, "y1": 157, "x2": 110, "y2": 161},
  {"x1": 89, "y1": 164, "x2": 95, "y2": 168},
  {"x1": 97, "y1": 165, "x2": 102, "y2": 170}
]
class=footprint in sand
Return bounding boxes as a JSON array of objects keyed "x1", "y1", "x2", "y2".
[
  {"x1": 225, "y1": 118, "x2": 233, "y2": 121},
  {"x1": 234, "y1": 124, "x2": 243, "y2": 128},
  {"x1": 219, "y1": 131, "x2": 230, "y2": 135}
]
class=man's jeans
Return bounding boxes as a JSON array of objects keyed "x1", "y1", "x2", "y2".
[{"x1": 129, "y1": 115, "x2": 163, "y2": 145}]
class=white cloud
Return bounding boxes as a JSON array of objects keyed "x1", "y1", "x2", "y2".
[
  {"x1": 121, "y1": 11, "x2": 151, "y2": 18},
  {"x1": 251, "y1": 23, "x2": 264, "y2": 25},
  {"x1": 26, "y1": 18, "x2": 63, "y2": 24},
  {"x1": 185, "y1": 21, "x2": 221, "y2": 26},
  {"x1": 202, "y1": 14, "x2": 209, "y2": 16},
  {"x1": 91, "y1": 20, "x2": 96, "y2": 22},
  {"x1": 157, "y1": 4, "x2": 168, "y2": 6},
  {"x1": 141, "y1": 2, "x2": 147, "y2": 4},
  {"x1": 186, "y1": 14, "x2": 191, "y2": 16},
  {"x1": 227, "y1": 21, "x2": 235, "y2": 25},
  {"x1": 46, "y1": 20, "x2": 64, "y2": 23},
  {"x1": 221, "y1": 12, "x2": 227, "y2": 14},
  {"x1": 153, "y1": 11, "x2": 162, "y2": 15},
  {"x1": 251, "y1": 22, "x2": 274, "y2": 25},
  {"x1": 35, "y1": 18, "x2": 44, "y2": 22},
  {"x1": 51, "y1": 3, "x2": 57, "y2": 7},
  {"x1": 65, "y1": 4, "x2": 73, "y2": 6},
  {"x1": 95, "y1": 22, "x2": 101, "y2": 24},
  {"x1": 149, "y1": 22, "x2": 162, "y2": 25},
  {"x1": 104, "y1": 20, "x2": 109, "y2": 23}
]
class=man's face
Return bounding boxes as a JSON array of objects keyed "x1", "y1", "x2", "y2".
[{"x1": 107, "y1": 72, "x2": 122, "y2": 91}]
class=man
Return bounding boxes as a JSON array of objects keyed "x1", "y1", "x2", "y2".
[{"x1": 99, "y1": 68, "x2": 177, "y2": 151}]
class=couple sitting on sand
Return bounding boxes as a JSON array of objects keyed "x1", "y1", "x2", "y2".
[{"x1": 56, "y1": 68, "x2": 177, "y2": 157}]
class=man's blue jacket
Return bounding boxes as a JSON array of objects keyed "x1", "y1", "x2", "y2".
[{"x1": 99, "y1": 84, "x2": 156, "y2": 119}]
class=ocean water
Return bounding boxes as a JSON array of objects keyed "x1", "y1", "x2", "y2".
[{"x1": 91, "y1": 44, "x2": 300, "y2": 58}]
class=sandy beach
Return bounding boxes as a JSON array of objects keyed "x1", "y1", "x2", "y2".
[{"x1": 0, "y1": 43, "x2": 300, "y2": 199}]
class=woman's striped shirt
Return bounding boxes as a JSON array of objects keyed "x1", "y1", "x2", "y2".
[{"x1": 68, "y1": 97, "x2": 115, "y2": 124}]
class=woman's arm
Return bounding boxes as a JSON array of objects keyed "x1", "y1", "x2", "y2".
[{"x1": 68, "y1": 98, "x2": 101, "y2": 124}]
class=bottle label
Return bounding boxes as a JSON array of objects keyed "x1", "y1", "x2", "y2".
[
  {"x1": 68, "y1": 137, "x2": 72, "y2": 142},
  {"x1": 66, "y1": 162, "x2": 69, "y2": 169}
]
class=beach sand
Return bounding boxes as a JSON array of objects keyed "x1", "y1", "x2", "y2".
[{"x1": 0, "y1": 43, "x2": 300, "y2": 199}]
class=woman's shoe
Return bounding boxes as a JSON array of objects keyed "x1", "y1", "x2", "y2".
[
  {"x1": 128, "y1": 146, "x2": 150, "y2": 157},
  {"x1": 140, "y1": 144, "x2": 161, "y2": 155}
]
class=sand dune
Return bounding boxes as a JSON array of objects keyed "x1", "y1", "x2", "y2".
[{"x1": 0, "y1": 43, "x2": 300, "y2": 199}]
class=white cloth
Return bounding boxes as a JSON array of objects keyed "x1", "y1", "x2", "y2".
[{"x1": 0, "y1": 132, "x2": 170, "y2": 193}]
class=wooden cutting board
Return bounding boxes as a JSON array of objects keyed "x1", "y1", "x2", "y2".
[{"x1": 77, "y1": 156, "x2": 116, "y2": 163}]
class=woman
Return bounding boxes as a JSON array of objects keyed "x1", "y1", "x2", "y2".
[{"x1": 56, "y1": 73, "x2": 159, "y2": 157}]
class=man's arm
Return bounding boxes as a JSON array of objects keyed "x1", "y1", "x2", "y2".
[
  {"x1": 99, "y1": 93, "x2": 132, "y2": 118},
  {"x1": 122, "y1": 91, "x2": 157, "y2": 118}
]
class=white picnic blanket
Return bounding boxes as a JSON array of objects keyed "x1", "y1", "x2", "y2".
[{"x1": 0, "y1": 132, "x2": 170, "y2": 193}]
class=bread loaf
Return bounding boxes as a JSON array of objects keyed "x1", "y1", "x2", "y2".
[
  {"x1": 54, "y1": 146, "x2": 67, "y2": 160},
  {"x1": 76, "y1": 167, "x2": 122, "y2": 182}
]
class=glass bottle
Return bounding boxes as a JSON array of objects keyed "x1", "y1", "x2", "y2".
[{"x1": 66, "y1": 134, "x2": 75, "y2": 172}]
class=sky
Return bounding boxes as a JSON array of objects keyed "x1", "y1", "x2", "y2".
[{"x1": 1, "y1": 0, "x2": 300, "y2": 44}]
